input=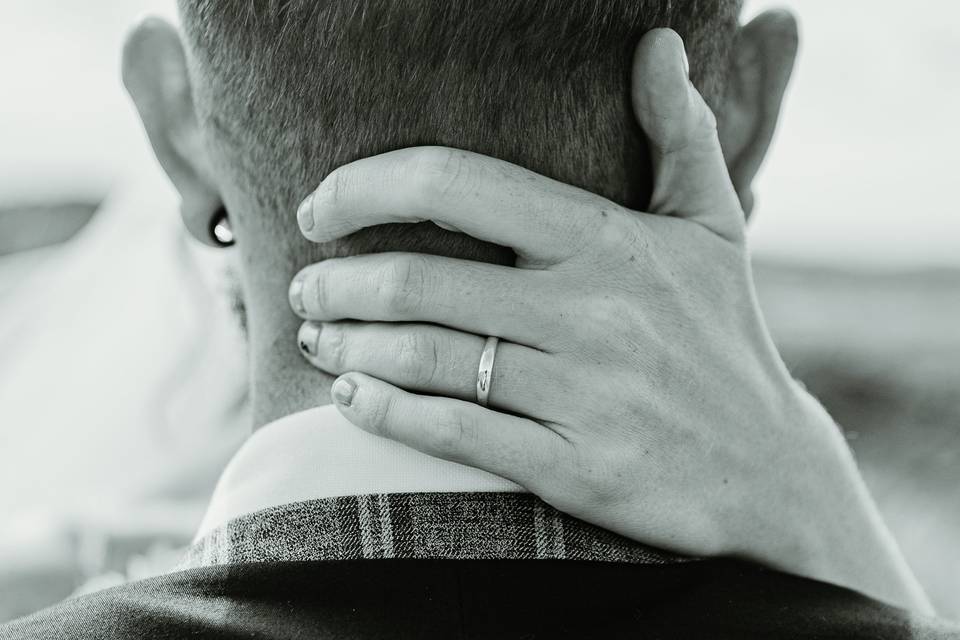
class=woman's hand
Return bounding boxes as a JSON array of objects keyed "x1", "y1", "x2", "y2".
[{"x1": 288, "y1": 30, "x2": 929, "y2": 612}]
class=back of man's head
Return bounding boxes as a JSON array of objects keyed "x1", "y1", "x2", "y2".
[{"x1": 178, "y1": 0, "x2": 741, "y2": 271}]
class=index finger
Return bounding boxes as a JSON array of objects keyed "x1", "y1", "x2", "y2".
[{"x1": 296, "y1": 146, "x2": 622, "y2": 265}]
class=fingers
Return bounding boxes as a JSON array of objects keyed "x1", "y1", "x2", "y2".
[
  {"x1": 631, "y1": 29, "x2": 744, "y2": 242},
  {"x1": 296, "y1": 321, "x2": 566, "y2": 419},
  {"x1": 329, "y1": 373, "x2": 569, "y2": 490},
  {"x1": 296, "y1": 146, "x2": 630, "y2": 266},
  {"x1": 289, "y1": 252, "x2": 566, "y2": 349}
]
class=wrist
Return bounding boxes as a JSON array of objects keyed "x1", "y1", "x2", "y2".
[{"x1": 735, "y1": 383, "x2": 932, "y2": 613}]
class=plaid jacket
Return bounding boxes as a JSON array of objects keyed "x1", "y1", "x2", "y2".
[
  {"x1": 6, "y1": 491, "x2": 958, "y2": 638},
  {"x1": 182, "y1": 491, "x2": 683, "y2": 567}
]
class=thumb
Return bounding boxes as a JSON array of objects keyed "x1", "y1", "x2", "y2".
[{"x1": 631, "y1": 29, "x2": 744, "y2": 243}]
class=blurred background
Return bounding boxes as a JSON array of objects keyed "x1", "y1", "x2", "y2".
[{"x1": 1, "y1": 0, "x2": 957, "y2": 623}]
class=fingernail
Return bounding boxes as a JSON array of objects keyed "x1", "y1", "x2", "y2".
[
  {"x1": 298, "y1": 322, "x2": 321, "y2": 357},
  {"x1": 332, "y1": 377, "x2": 357, "y2": 407},
  {"x1": 681, "y1": 45, "x2": 690, "y2": 77},
  {"x1": 297, "y1": 192, "x2": 315, "y2": 232},
  {"x1": 289, "y1": 272, "x2": 307, "y2": 316}
]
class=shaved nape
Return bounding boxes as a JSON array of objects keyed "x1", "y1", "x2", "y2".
[{"x1": 178, "y1": 0, "x2": 741, "y2": 269}]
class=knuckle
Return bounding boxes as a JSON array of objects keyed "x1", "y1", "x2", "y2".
[
  {"x1": 686, "y1": 102, "x2": 721, "y2": 154},
  {"x1": 394, "y1": 331, "x2": 439, "y2": 387},
  {"x1": 310, "y1": 268, "x2": 332, "y2": 312},
  {"x1": 324, "y1": 324, "x2": 348, "y2": 371},
  {"x1": 379, "y1": 255, "x2": 427, "y2": 315},
  {"x1": 429, "y1": 409, "x2": 473, "y2": 457},
  {"x1": 580, "y1": 292, "x2": 640, "y2": 334},
  {"x1": 365, "y1": 391, "x2": 395, "y2": 436},
  {"x1": 697, "y1": 100, "x2": 720, "y2": 135},
  {"x1": 322, "y1": 165, "x2": 352, "y2": 208},
  {"x1": 595, "y1": 207, "x2": 648, "y2": 256},
  {"x1": 409, "y1": 146, "x2": 468, "y2": 201}
]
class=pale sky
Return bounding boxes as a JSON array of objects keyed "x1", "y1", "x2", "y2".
[
  {"x1": 743, "y1": 0, "x2": 960, "y2": 268},
  {"x1": 1, "y1": 0, "x2": 957, "y2": 269}
]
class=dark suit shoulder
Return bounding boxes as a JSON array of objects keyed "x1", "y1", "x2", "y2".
[{"x1": 2, "y1": 559, "x2": 956, "y2": 640}]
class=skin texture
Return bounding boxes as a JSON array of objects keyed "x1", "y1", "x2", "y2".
[
  {"x1": 287, "y1": 30, "x2": 930, "y2": 614},
  {"x1": 120, "y1": 9, "x2": 782, "y2": 428},
  {"x1": 121, "y1": 10, "x2": 932, "y2": 616}
]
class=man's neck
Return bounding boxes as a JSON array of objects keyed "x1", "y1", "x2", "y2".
[{"x1": 247, "y1": 286, "x2": 335, "y2": 430}]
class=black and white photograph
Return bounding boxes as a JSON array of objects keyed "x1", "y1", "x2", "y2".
[{"x1": 1, "y1": 1, "x2": 958, "y2": 638}]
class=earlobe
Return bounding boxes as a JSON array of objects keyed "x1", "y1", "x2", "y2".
[
  {"x1": 122, "y1": 16, "x2": 226, "y2": 247},
  {"x1": 716, "y1": 10, "x2": 799, "y2": 218}
]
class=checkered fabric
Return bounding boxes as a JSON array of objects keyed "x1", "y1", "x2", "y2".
[{"x1": 183, "y1": 492, "x2": 689, "y2": 568}]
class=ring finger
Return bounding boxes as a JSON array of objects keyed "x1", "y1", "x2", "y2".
[{"x1": 297, "y1": 320, "x2": 570, "y2": 421}]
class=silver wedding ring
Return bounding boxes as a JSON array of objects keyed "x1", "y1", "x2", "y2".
[{"x1": 476, "y1": 336, "x2": 499, "y2": 407}]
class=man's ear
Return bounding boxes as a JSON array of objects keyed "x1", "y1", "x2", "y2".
[
  {"x1": 122, "y1": 17, "x2": 224, "y2": 246},
  {"x1": 716, "y1": 9, "x2": 799, "y2": 218}
]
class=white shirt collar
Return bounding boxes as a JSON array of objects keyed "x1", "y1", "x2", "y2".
[{"x1": 195, "y1": 405, "x2": 523, "y2": 539}]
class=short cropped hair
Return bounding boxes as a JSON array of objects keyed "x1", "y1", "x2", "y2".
[{"x1": 179, "y1": 0, "x2": 741, "y2": 267}]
